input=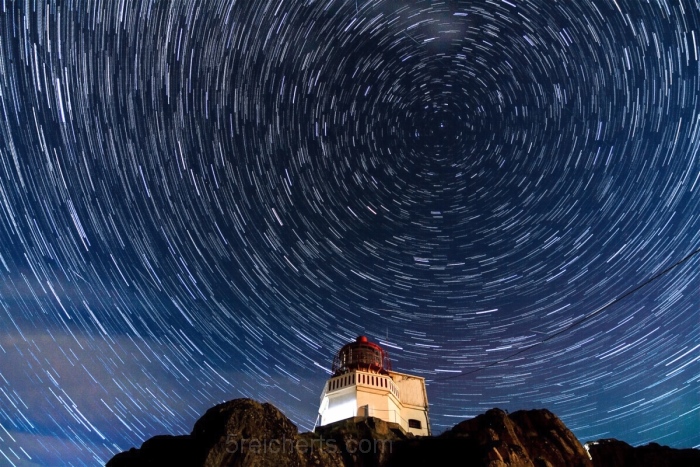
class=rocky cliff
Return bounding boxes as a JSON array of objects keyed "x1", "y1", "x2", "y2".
[
  {"x1": 107, "y1": 399, "x2": 698, "y2": 467},
  {"x1": 585, "y1": 438, "x2": 700, "y2": 467}
]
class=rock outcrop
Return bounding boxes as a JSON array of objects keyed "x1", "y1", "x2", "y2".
[
  {"x1": 107, "y1": 399, "x2": 697, "y2": 467},
  {"x1": 387, "y1": 408, "x2": 592, "y2": 467},
  {"x1": 107, "y1": 398, "x2": 346, "y2": 467},
  {"x1": 586, "y1": 438, "x2": 700, "y2": 467}
]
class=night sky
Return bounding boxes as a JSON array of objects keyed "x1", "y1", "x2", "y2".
[{"x1": 0, "y1": 0, "x2": 699, "y2": 465}]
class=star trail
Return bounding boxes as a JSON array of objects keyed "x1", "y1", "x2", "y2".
[{"x1": 0, "y1": 0, "x2": 699, "y2": 464}]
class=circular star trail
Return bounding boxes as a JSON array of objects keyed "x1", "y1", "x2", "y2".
[{"x1": 1, "y1": 0, "x2": 699, "y2": 464}]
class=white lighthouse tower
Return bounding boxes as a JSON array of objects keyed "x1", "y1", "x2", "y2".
[{"x1": 316, "y1": 336, "x2": 430, "y2": 436}]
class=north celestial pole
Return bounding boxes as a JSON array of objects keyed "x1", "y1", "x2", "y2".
[{"x1": 0, "y1": 0, "x2": 699, "y2": 465}]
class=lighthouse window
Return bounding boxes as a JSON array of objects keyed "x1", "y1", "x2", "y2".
[{"x1": 408, "y1": 419, "x2": 422, "y2": 429}]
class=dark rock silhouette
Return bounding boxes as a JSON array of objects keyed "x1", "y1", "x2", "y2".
[
  {"x1": 106, "y1": 399, "x2": 698, "y2": 467},
  {"x1": 107, "y1": 398, "x2": 346, "y2": 467},
  {"x1": 386, "y1": 407, "x2": 593, "y2": 467},
  {"x1": 586, "y1": 438, "x2": 700, "y2": 467}
]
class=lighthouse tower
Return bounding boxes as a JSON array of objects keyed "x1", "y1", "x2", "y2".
[{"x1": 316, "y1": 336, "x2": 430, "y2": 436}]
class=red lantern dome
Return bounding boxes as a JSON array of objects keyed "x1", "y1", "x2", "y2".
[{"x1": 331, "y1": 336, "x2": 391, "y2": 376}]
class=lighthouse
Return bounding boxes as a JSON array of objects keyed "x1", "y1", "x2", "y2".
[{"x1": 316, "y1": 336, "x2": 430, "y2": 436}]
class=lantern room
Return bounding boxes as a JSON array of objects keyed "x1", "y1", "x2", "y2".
[{"x1": 332, "y1": 335, "x2": 391, "y2": 375}]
